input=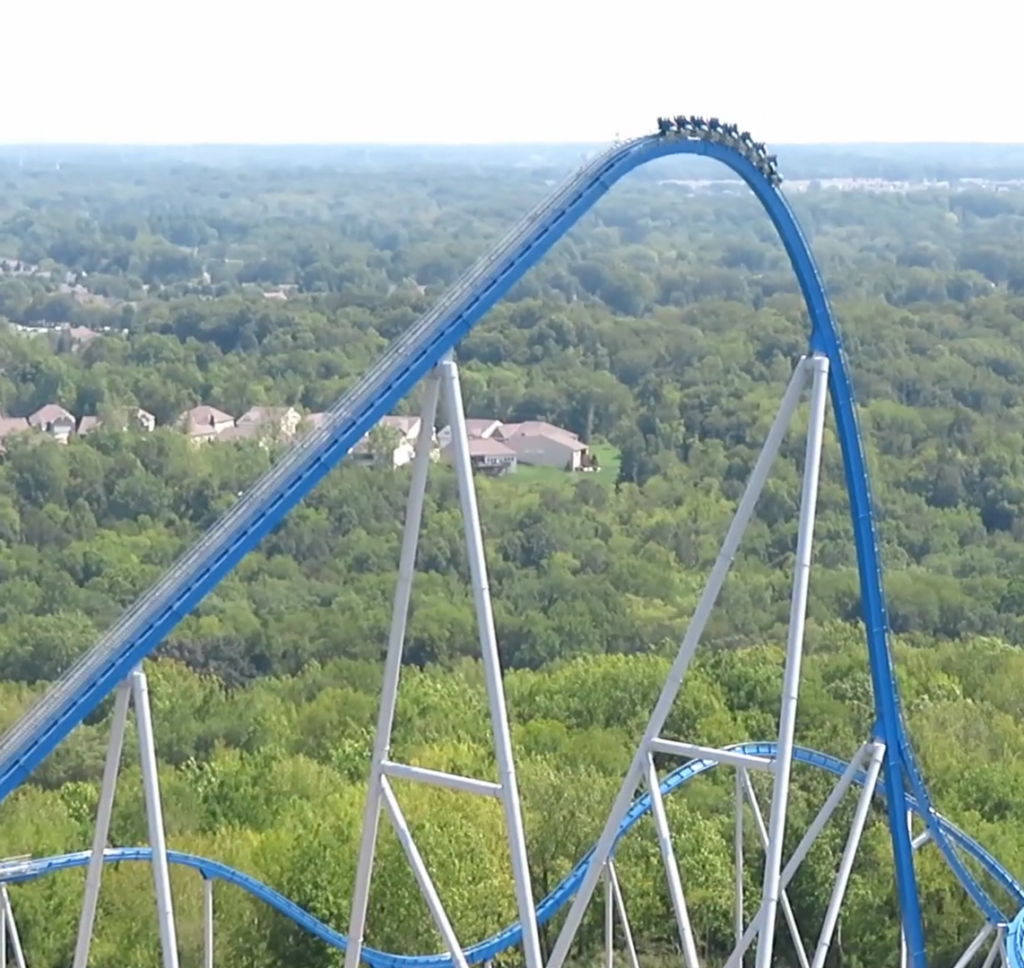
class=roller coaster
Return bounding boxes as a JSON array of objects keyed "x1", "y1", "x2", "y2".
[{"x1": 0, "y1": 115, "x2": 1020, "y2": 968}]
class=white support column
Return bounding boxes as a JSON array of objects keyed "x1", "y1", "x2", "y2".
[
  {"x1": 755, "y1": 354, "x2": 830, "y2": 968},
  {"x1": 735, "y1": 769, "x2": 745, "y2": 956},
  {"x1": 608, "y1": 863, "x2": 639, "y2": 968},
  {"x1": 548, "y1": 359, "x2": 813, "y2": 968},
  {"x1": 347, "y1": 359, "x2": 543, "y2": 968},
  {"x1": 440, "y1": 354, "x2": 543, "y2": 968},
  {"x1": 344, "y1": 373, "x2": 442, "y2": 968},
  {"x1": 132, "y1": 669, "x2": 180, "y2": 968},
  {"x1": 809, "y1": 743, "x2": 886, "y2": 968},
  {"x1": 605, "y1": 864, "x2": 614, "y2": 968},
  {"x1": 725, "y1": 745, "x2": 870, "y2": 968},
  {"x1": 0, "y1": 887, "x2": 26, "y2": 968},
  {"x1": 901, "y1": 812, "x2": 935, "y2": 968},
  {"x1": 73, "y1": 680, "x2": 132, "y2": 968},
  {"x1": 1, "y1": 883, "x2": 6, "y2": 968},
  {"x1": 203, "y1": 877, "x2": 214, "y2": 968},
  {"x1": 740, "y1": 773, "x2": 810, "y2": 968},
  {"x1": 981, "y1": 929, "x2": 1005, "y2": 968},
  {"x1": 646, "y1": 759, "x2": 699, "y2": 968}
]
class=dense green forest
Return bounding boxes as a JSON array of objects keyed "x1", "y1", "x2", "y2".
[{"x1": 0, "y1": 146, "x2": 1023, "y2": 968}]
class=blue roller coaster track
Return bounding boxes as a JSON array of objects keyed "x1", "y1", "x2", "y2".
[
  {"x1": 0, "y1": 744, "x2": 1020, "y2": 968},
  {"x1": 0, "y1": 118, "x2": 1019, "y2": 968}
]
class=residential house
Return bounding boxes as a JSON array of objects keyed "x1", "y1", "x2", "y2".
[
  {"x1": 28, "y1": 404, "x2": 77, "y2": 444},
  {"x1": 0, "y1": 417, "x2": 31, "y2": 452},
  {"x1": 437, "y1": 418, "x2": 503, "y2": 449},
  {"x1": 56, "y1": 325, "x2": 101, "y2": 350},
  {"x1": 349, "y1": 414, "x2": 434, "y2": 468},
  {"x1": 236, "y1": 406, "x2": 303, "y2": 440},
  {"x1": 441, "y1": 437, "x2": 517, "y2": 476},
  {"x1": 381, "y1": 415, "x2": 423, "y2": 440},
  {"x1": 217, "y1": 422, "x2": 266, "y2": 445},
  {"x1": 496, "y1": 421, "x2": 589, "y2": 471},
  {"x1": 78, "y1": 408, "x2": 157, "y2": 436},
  {"x1": 214, "y1": 409, "x2": 304, "y2": 449},
  {"x1": 0, "y1": 259, "x2": 37, "y2": 275},
  {"x1": 179, "y1": 405, "x2": 235, "y2": 445},
  {"x1": 133, "y1": 408, "x2": 158, "y2": 432}
]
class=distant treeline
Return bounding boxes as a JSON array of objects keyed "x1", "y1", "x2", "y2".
[{"x1": 3, "y1": 142, "x2": 1024, "y2": 181}]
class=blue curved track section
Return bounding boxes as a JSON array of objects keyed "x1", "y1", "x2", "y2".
[
  {"x1": 0, "y1": 127, "x2": 1018, "y2": 967},
  {"x1": 3, "y1": 745, "x2": 1021, "y2": 968}
]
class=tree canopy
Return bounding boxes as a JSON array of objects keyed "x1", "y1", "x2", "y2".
[{"x1": 0, "y1": 145, "x2": 1022, "y2": 968}]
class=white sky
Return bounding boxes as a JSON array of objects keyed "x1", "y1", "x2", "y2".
[{"x1": 3, "y1": 0, "x2": 1020, "y2": 145}]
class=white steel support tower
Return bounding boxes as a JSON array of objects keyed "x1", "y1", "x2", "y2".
[
  {"x1": 344, "y1": 351, "x2": 924, "y2": 968},
  {"x1": 344, "y1": 353, "x2": 543, "y2": 968},
  {"x1": 545, "y1": 354, "x2": 832, "y2": 968},
  {"x1": 72, "y1": 668, "x2": 180, "y2": 968}
]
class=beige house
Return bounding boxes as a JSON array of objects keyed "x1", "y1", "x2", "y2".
[
  {"x1": 437, "y1": 418, "x2": 589, "y2": 471},
  {"x1": 78, "y1": 408, "x2": 157, "y2": 436},
  {"x1": 217, "y1": 420, "x2": 295, "y2": 449},
  {"x1": 28, "y1": 404, "x2": 77, "y2": 444},
  {"x1": 497, "y1": 421, "x2": 588, "y2": 471},
  {"x1": 441, "y1": 437, "x2": 518, "y2": 476},
  {"x1": 349, "y1": 414, "x2": 435, "y2": 468},
  {"x1": 63, "y1": 325, "x2": 101, "y2": 349},
  {"x1": 179, "y1": 405, "x2": 236, "y2": 444},
  {"x1": 0, "y1": 417, "x2": 30, "y2": 452},
  {"x1": 437, "y1": 418, "x2": 502, "y2": 449},
  {"x1": 236, "y1": 406, "x2": 303, "y2": 440},
  {"x1": 217, "y1": 422, "x2": 265, "y2": 445}
]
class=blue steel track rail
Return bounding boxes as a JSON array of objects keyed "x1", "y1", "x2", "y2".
[
  {"x1": 0, "y1": 124, "x2": 1017, "y2": 966},
  {"x1": 1011, "y1": 909, "x2": 1024, "y2": 968},
  {"x1": 1, "y1": 745, "x2": 1020, "y2": 968}
]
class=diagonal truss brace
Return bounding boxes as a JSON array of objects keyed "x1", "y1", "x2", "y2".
[
  {"x1": 733, "y1": 745, "x2": 884, "y2": 968},
  {"x1": 603, "y1": 740, "x2": 888, "y2": 968},
  {"x1": 73, "y1": 668, "x2": 179, "y2": 968},
  {"x1": 345, "y1": 354, "x2": 542, "y2": 968},
  {"x1": 1, "y1": 882, "x2": 27, "y2": 968},
  {"x1": 547, "y1": 354, "x2": 830, "y2": 968}
]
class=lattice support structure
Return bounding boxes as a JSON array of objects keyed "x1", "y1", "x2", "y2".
[
  {"x1": 542, "y1": 354, "x2": 829, "y2": 968},
  {"x1": 341, "y1": 350, "x2": 965, "y2": 968},
  {"x1": 344, "y1": 353, "x2": 543, "y2": 968},
  {"x1": 594, "y1": 741, "x2": 1012, "y2": 968},
  {"x1": 72, "y1": 668, "x2": 180, "y2": 968}
]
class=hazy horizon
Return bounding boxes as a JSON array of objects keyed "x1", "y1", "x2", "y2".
[{"x1": 2, "y1": 140, "x2": 1024, "y2": 149}]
